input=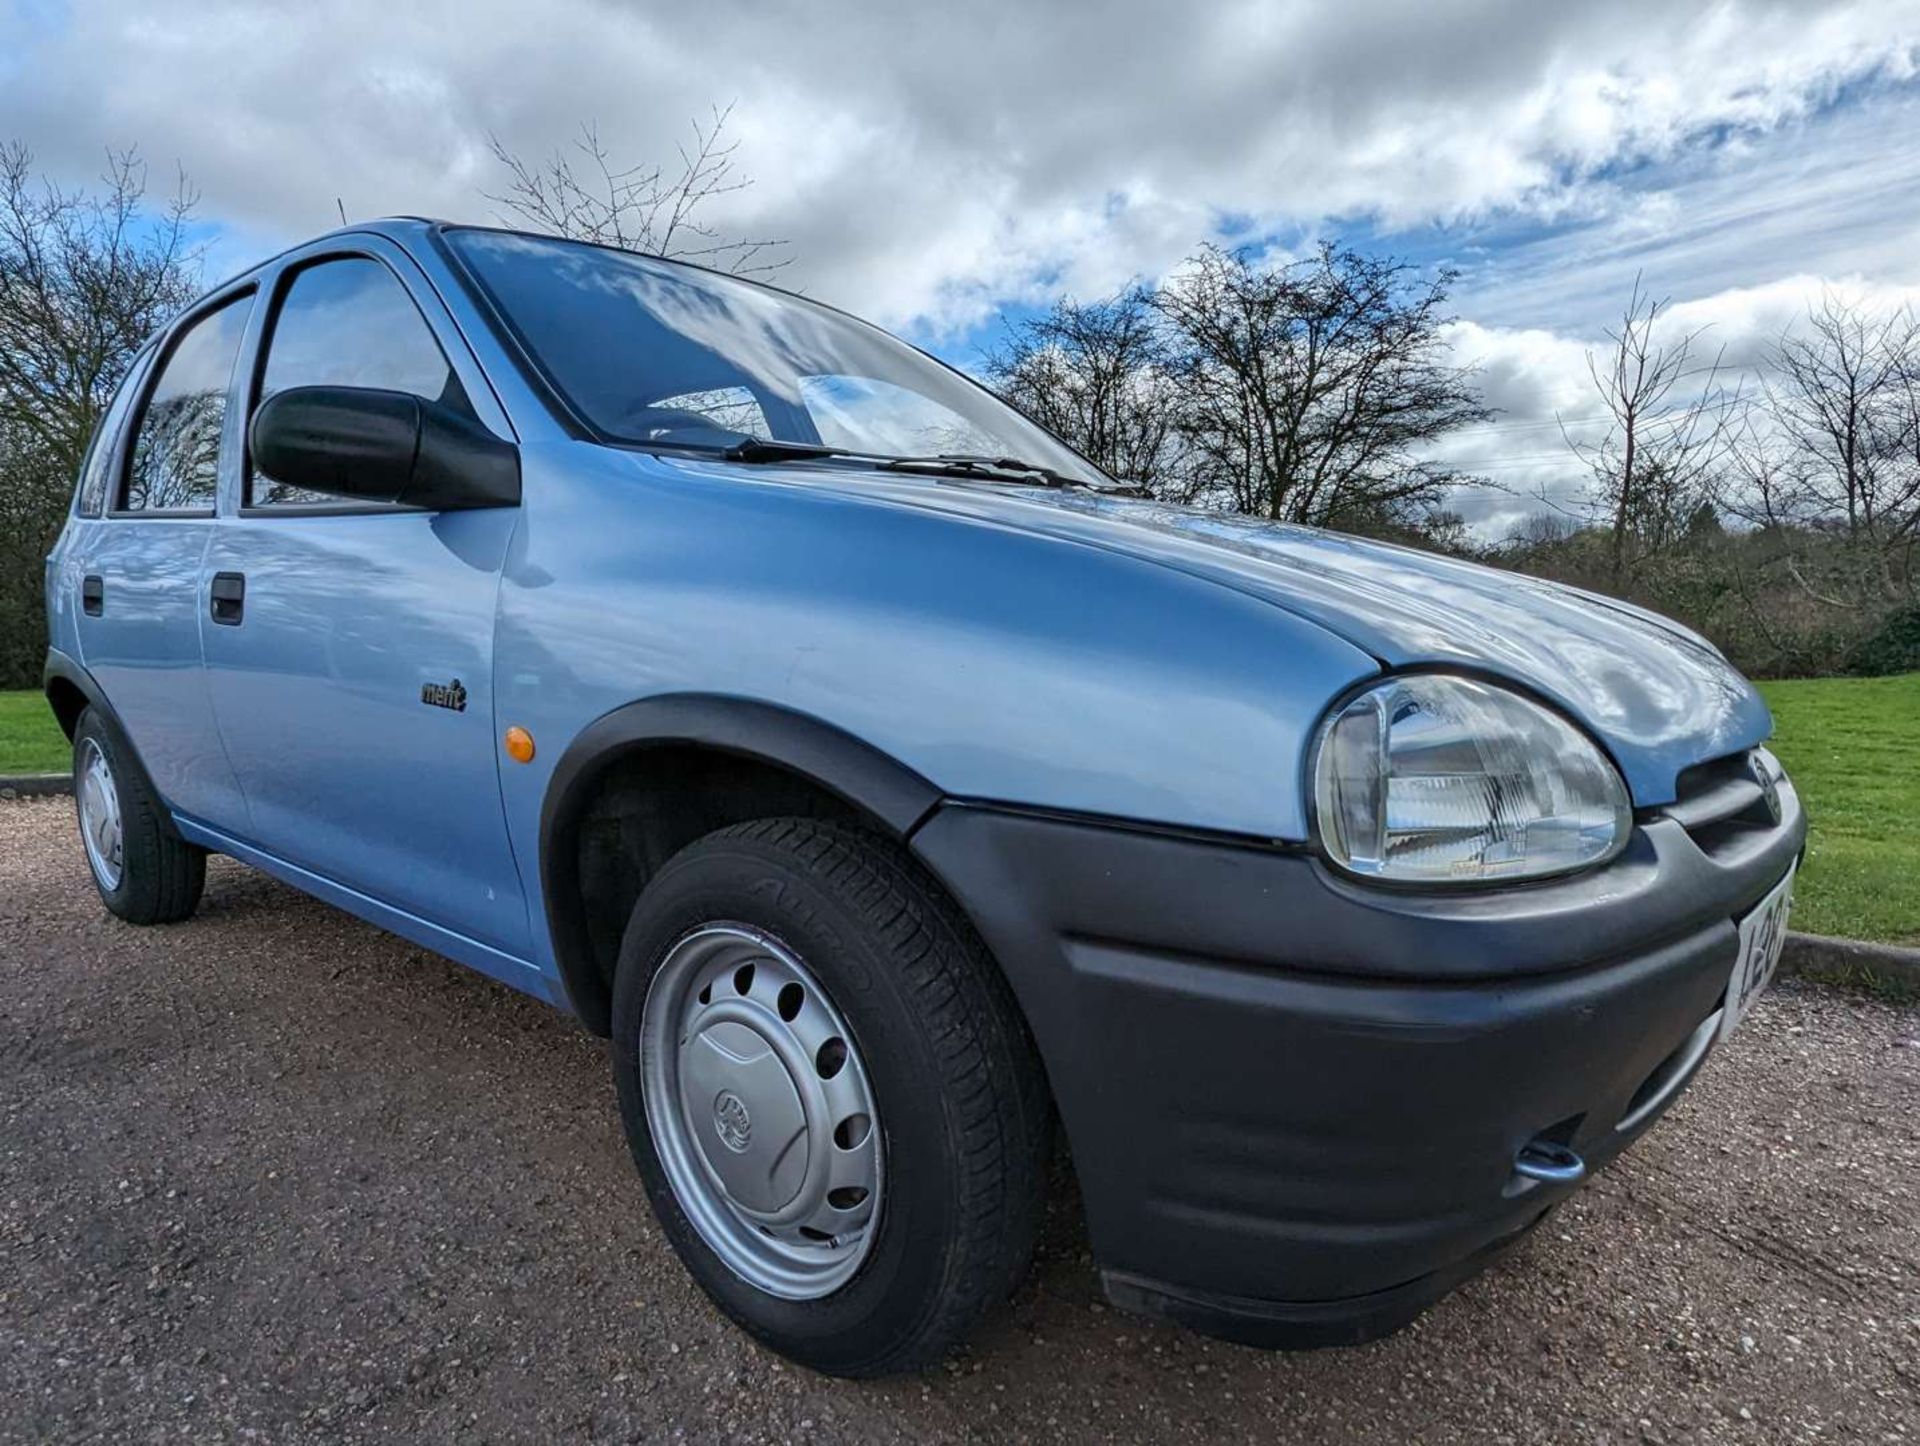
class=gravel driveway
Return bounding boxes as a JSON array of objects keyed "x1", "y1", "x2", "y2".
[{"x1": 2, "y1": 796, "x2": 1916, "y2": 1443}]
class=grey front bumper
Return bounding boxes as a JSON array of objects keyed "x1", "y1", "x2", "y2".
[{"x1": 911, "y1": 770, "x2": 1805, "y2": 1346}]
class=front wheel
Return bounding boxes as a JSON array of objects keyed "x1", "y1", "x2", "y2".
[{"x1": 610, "y1": 818, "x2": 1050, "y2": 1377}]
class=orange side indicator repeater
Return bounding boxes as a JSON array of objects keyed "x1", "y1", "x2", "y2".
[{"x1": 503, "y1": 726, "x2": 536, "y2": 764}]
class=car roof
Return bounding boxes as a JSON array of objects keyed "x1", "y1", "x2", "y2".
[
  {"x1": 194, "y1": 216, "x2": 441, "y2": 295},
  {"x1": 192, "y1": 215, "x2": 805, "y2": 310},
  {"x1": 173, "y1": 216, "x2": 833, "y2": 351}
]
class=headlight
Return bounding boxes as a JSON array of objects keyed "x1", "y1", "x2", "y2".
[{"x1": 1312, "y1": 674, "x2": 1631, "y2": 884}]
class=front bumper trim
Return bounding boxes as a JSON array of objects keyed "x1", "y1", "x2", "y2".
[{"x1": 1101, "y1": 1208, "x2": 1551, "y2": 1350}]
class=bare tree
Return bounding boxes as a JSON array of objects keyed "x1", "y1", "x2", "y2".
[
  {"x1": 1151, "y1": 243, "x2": 1491, "y2": 528},
  {"x1": 0, "y1": 143, "x2": 198, "y2": 464},
  {"x1": 0, "y1": 143, "x2": 201, "y2": 687},
  {"x1": 484, "y1": 104, "x2": 787, "y2": 275},
  {"x1": 1723, "y1": 404, "x2": 1799, "y2": 533},
  {"x1": 1567, "y1": 279, "x2": 1742, "y2": 586},
  {"x1": 984, "y1": 289, "x2": 1188, "y2": 494},
  {"x1": 1503, "y1": 510, "x2": 1579, "y2": 551},
  {"x1": 1767, "y1": 292, "x2": 1920, "y2": 597}
]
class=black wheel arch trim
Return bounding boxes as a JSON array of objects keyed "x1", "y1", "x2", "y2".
[
  {"x1": 42, "y1": 648, "x2": 182, "y2": 834},
  {"x1": 43, "y1": 647, "x2": 109, "y2": 740},
  {"x1": 537, "y1": 693, "x2": 944, "y2": 1035}
]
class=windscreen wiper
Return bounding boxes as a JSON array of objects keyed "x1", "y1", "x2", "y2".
[
  {"x1": 720, "y1": 438, "x2": 1128, "y2": 493},
  {"x1": 720, "y1": 438, "x2": 872, "y2": 464},
  {"x1": 877, "y1": 454, "x2": 1092, "y2": 488}
]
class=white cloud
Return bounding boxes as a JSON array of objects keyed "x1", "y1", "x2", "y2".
[
  {"x1": 7, "y1": 0, "x2": 1920, "y2": 534},
  {"x1": 1453, "y1": 86, "x2": 1920, "y2": 337},
  {"x1": 1436, "y1": 269, "x2": 1920, "y2": 538},
  {"x1": 4, "y1": 0, "x2": 1918, "y2": 335},
  {"x1": 1432, "y1": 321, "x2": 1607, "y2": 535},
  {"x1": 1661, "y1": 273, "x2": 1920, "y2": 364}
]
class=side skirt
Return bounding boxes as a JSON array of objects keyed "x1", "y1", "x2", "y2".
[{"x1": 172, "y1": 814, "x2": 566, "y2": 1011}]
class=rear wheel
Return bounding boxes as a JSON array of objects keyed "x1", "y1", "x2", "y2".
[
  {"x1": 72, "y1": 707, "x2": 205, "y2": 925},
  {"x1": 610, "y1": 817, "x2": 1050, "y2": 1377}
]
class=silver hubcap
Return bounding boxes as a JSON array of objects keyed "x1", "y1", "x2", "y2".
[
  {"x1": 77, "y1": 738, "x2": 124, "y2": 892},
  {"x1": 641, "y1": 924, "x2": 883, "y2": 1299}
]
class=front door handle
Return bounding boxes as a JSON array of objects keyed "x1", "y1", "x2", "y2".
[
  {"x1": 81, "y1": 575, "x2": 104, "y2": 616},
  {"x1": 209, "y1": 571, "x2": 246, "y2": 626}
]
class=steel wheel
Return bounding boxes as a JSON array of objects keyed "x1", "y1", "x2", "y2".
[
  {"x1": 77, "y1": 736, "x2": 125, "y2": 892},
  {"x1": 640, "y1": 922, "x2": 883, "y2": 1299}
]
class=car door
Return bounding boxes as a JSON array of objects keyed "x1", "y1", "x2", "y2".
[
  {"x1": 65, "y1": 289, "x2": 255, "y2": 829},
  {"x1": 198, "y1": 244, "x2": 531, "y2": 957}
]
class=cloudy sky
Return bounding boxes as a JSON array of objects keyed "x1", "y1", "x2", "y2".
[{"x1": 7, "y1": 0, "x2": 1920, "y2": 531}]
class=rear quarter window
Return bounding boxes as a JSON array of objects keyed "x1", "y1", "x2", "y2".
[
  {"x1": 73, "y1": 348, "x2": 154, "y2": 517},
  {"x1": 119, "y1": 292, "x2": 253, "y2": 514}
]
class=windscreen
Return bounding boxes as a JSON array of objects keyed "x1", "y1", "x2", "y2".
[{"x1": 446, "y1": 228, "x2": 1102, "y2": 480}]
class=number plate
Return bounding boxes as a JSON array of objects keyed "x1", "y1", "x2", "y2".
[{"x1": 1720, "y1": 865, "x2": 1795, "y2": 1042}]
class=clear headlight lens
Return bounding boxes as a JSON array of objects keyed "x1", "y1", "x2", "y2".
[{"x1": 1312, "y1": 674, "x2": 1632, "y2": 884}]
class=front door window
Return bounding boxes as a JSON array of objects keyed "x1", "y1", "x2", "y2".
[{"x1": 250, "y1": 257, "x2": 470, "y2": 507}]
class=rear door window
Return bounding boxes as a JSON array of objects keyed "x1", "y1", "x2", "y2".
[
  {"x1": 250, "y1": 256, "x2": 467, "y2": 507},
  {"x1": 120, "y1": 295, "x2": 253, "y2": 513}
]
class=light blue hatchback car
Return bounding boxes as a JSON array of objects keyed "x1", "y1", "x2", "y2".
[{"x1": 45, "y1": 220, "x2": 1805, "y2": 1376}]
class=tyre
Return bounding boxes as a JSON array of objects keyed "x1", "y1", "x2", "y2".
[
  {"x1": 72, "y1": 707, "x2": 206, "y2": 925},
  {"x1": 610, "y1": 817, "x2": 1050, "y2": 1377}
]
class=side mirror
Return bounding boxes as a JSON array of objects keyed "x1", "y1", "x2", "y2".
[{"x1": 249, "y1": 386, "x2": 520, "y2": 509}]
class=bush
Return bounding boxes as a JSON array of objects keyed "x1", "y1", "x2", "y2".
[
  {"x1": 1848, "y1": 606, "x2": 1920, "y2": 677},
  {"x1": 1484, "y1": 522, "x2": 1912, "y2": 679},
  {"x1": 0, "y1": 439, "x2": 69, "y2": 690}
]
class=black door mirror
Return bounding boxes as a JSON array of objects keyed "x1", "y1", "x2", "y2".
[{"x1": 249, "y1": 386, "x2": 520, "y2": 509}]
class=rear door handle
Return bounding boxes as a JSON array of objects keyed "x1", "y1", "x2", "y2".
[
  {"x1": 209, "y1": 571, "x2": 246, "y2": 626},
  {"x1": 81, "y1": 575, "x2": 104, "y2": 616}
]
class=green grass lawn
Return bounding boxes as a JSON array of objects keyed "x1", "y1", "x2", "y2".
[
  {"x1": 3, "y1": 674, "x2": 1916, "y2": 942},
  {"x1": 1757, "y1": 672, "x2": 1920, "y2": 947},
  {"x1": 0, "y1": 690, "x2": 68, "y2": 774}
]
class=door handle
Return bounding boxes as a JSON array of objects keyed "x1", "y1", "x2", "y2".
[
  {"x1": 81, "y1": 575, "x2": 104, "y2": 616},
  {"x1": 209, "y1": 571, "x2": 246, "y2": 626}
]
